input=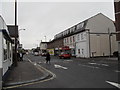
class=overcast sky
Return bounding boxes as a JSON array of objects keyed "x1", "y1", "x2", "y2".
[{"x1": 0, "y1": 0, "x2": 115, "y2": 49}]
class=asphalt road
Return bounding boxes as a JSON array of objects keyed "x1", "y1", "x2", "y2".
[{"x1": 20, "y1": 54, "x2": 119, "y2": 88}]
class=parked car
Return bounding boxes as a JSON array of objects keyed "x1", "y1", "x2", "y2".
[
  {"x1": 113, "y1": 51, "x2": 118, "y2": 57},
  {"x1": 59, "y1": 46, "x2": 71, "y2": 59},
  {"x1": 34, "y1": 52, "x2": 39, "y2": 56},
  {"x1": 59, "y1": 53, "x2": 71, "y2": 59},
  {"x1": 41, "y1": 53, "x2": 47, "y2": 56}
]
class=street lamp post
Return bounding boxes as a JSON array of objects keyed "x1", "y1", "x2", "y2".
[
  {"x1": 14, "y1": 0, "x2": 17, "y2": 66},
  {"x1": 108, "y1": 28, "x2": 112, "y2": 57}
]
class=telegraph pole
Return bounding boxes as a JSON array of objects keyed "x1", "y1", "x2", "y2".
[
  {"x1": 108, "y1": 28, "x2": 112, "y2": 57},
  {"x1": 14, "y1": 0, "x2": 18, "y2": 66}
]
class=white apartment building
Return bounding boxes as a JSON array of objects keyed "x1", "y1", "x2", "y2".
[
  {"x1": 75, "y1": 13, "x2": 117, "y2": 58},
  {"x1": 63, "y1": 13, "x2": 117, "y2": 58}
]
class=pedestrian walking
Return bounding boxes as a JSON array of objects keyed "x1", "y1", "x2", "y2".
[
  {"x1": 46, "y1": 52, "x2": 51, "y2": 64},
  {"x1": 17, "y1": 52, "x2": 20, "y2": 61},
  {"x1": 20, "y1": 52, "x2": 23, "y2": 61}
]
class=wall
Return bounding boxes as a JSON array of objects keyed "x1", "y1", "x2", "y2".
[
  {"x1": 0, "y1": 16, "x2": 13, "y2": 76},
  {"x1": 75, "y1": 31, "x2": 89, "y2": 58},
  {"x1": 86, "y1": 13, "x2": 117, "y2": 57},
  {"x1": 114, "y1": 1, "x2": 120, "y2": 41},
  {"x1": 90, "y1": 34, "x2": 109, "y2": 56},
  {"x1": 86, "y1": 13, "x2": 116, "y2": 33},
  {"x1": 40, "y1": 43, "x2": 47, "y2": 50},
  {"x1": 47, "y1": 38, "x2": 64, "y2": 49}
]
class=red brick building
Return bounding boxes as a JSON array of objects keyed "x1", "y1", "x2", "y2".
[{"x1": 47, "y1": 38, "x2": 64, "y2": 55}]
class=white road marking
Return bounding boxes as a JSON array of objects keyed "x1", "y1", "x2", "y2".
[
  {"x1": 78, "y1": 64, "x2": 99, "y2": 69},
  {"x1": 88, "y1": 63, "x2": 98, "y2": 65},
  {"x1": 54, "y1": 64, "x2": 68, "y2": 69},
  {"x1": 34, "y1": 63, "x2": 37, "y2": 65},
  {"x1": 106, "y1": 81, "x2": 120, "y2": 88},
  {"x1": 101, "y1": 64, "x2": 109, "y2": 66},
  {"x1": 64, "y1": 60, "x2": 73, "y2": 62},
  {"x1": 38, "y1": 62, "x2": 42, "y2": 64},
  {"x1": 115, "y1": 70, "x2": 120, "y2": 73},
  {"x1": 88, "y1": 62, "x2": 109, "y2": 66}
]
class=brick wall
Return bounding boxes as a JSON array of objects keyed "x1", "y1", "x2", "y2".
[
  {"x1": 47, "y1": 38, "x2": 64, "y2": 49},
  {"x1": 114, "y1": 1, "x2": 120, "y2": 41}
]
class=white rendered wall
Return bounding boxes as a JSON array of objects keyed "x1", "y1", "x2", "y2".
[
  {"x1": 75, "y1": 31, "x2": 89, "y2": 58},
  {"x1": 85, "y1": 13, "x2": 117, "y2": 57},
  {"x1": 86, "y1": 13, "x2": 116, "y2": 33}
]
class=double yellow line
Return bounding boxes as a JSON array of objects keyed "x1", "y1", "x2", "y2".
[{"x1": 3, "y1": 58, "x2": 56, "y2": 89}]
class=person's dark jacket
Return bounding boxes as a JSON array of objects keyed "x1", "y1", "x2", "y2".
[{"x1": 46, "y1": 53, "x2": 50, "y2": 61}]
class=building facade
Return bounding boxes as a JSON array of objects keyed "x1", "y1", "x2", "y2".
[
  {"x1": 47, "y1": 38, "x2": 64, "y2": 55},
  {"x1": 0, "y1": 16, "x2": 13, "y2": 89},
  {"x1": 64, "y1": 35, "x2": 76, "y2": 56},
  {"x1": 51, "y1": 13, "x2": 117, "y2": 58},
  {"x1": 114, "y1": 0, "x2": 120, "y2": 61},
  {"x1": 76, "y1": 13, "x2": 117, "y2": 58},
  {"x1": 40, "y1": 42, "x2": 48, "y2": 55}
]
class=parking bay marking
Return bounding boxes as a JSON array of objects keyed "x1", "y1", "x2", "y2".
[{"x1": 106, "y1": 81, "x2": 120, "y2": 88}]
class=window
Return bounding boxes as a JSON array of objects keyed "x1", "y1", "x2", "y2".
[
  {"x1": 70, "y1": 28, "x2": 72, "y2": 33},
  {"x1": 77, "y1": 34, "x2": 79, "y2": 41},
  {"x1": 65, "y1": 30, "x2": 67, "y2": 35},
  {"x1": 78, "y1": 49, "x2": 80, "y2": 54},
  {"x1": 70, "y1": 37, "x2": 72, "y2": 43},
  {"x1": 73, "y1": 36, "x2": 75, "y2": 42},
  {"x1": 81, "y1": 33, "x2": 84, "y2": 40},
  {"x1": 72, "y1": 26, "x2": 75, "y2": 32},
  {"x1": 7, "y1": 41, "x2": 10, "y2": 59},
  {"x1": 68, "y1": 29, "x2": 70, "y2": 34},
  {"x1": 67, "y1": 38, "x2": 69, "y2": 43},
  {"x1": 67, "y1": 30, "x2": 69, "y2": 34},
  {"x1": 76, "y1": 22, "x2": 84, "y2": 30},
  {"x1": 64, "y1": 38, "x2": 66, "y2": 44},
  {"x1": 9, "y1": 43, "x2": 12, "y2": 61},
  {"x1": 3, "y1": 38, "x2": 7, "y2": 60},
  {"x1": 82, "y1": 49, "x2": 84, "y2": 55}
]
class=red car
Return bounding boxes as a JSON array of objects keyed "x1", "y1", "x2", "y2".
[
  {"x1": 59, "y1": 54, "x2": 71, "y2": 59},
  {"x1": 59, "y1": 52, "x2": 71, "y2": 59}
]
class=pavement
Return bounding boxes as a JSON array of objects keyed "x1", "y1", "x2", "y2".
[{"x1": 2, "y1": 57, "x2": 50, "y2": 88}]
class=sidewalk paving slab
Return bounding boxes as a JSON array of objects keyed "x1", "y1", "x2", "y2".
[{"x1": 3, "y1": 59, "x2": 50, "y2": 87}]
